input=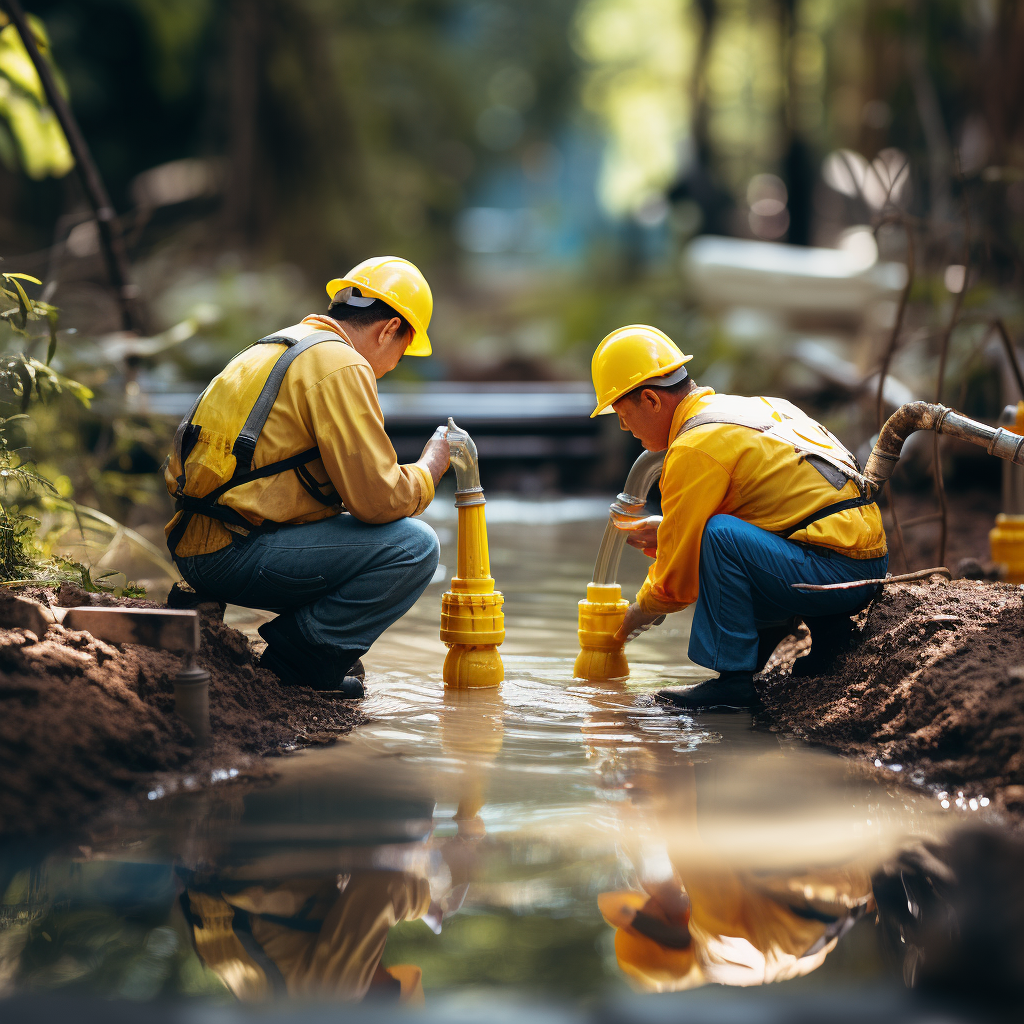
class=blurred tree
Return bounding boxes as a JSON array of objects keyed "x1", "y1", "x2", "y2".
[{"x1": 0, "y1": 10, "x2": 72, "y2": 179}]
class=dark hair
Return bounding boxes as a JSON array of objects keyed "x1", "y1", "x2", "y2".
[
  {"x1": 327, "y1": 294, "x2": 411, "y2": 337},
  {"x1": 622, "y1": 373, "x2": 694, "y2": 404}
]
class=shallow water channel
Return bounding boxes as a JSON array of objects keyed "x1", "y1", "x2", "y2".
[{"x1": 2, "y1": 498, "x2": 954, "y2": 1007}]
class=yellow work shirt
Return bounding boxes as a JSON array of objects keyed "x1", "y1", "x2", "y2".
[
  {"x1": 164, "y1": 315, "x2": 433, "y2": 557},
  {"x1": 185, "y1": 870, "x2": 431, "y2": 1001},
  {"x1": 636, "y1": 388, "x2": 887, "y2": 615}
]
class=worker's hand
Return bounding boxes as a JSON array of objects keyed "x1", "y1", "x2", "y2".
[
  {"x1": 614, "y1": 514, "x2": 661, "y2": 555},
  {"x1": 418, "y1": 426, "x2": 450, "y2": 485},
  {"x1": 614, "y1": 602, "x2": 666, "y2": 644},
  {"x1": 624, "y1": 524, "x2": 659, "y2": 553}
]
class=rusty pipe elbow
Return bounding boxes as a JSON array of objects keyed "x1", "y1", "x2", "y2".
[{"x1": 865, "y1": 401, "x2": 1024, "y2": 488}]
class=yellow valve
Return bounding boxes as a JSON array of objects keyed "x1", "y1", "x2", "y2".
[
  {"x1": 574, "y1": 582, "x2": 630, "y2": 680},
  {"x1": 990, "y1": 513, "x2": 1024, "y2": 583},
  {"x1": 440, "y1": 420, "x2": 504, "y2": 688}
]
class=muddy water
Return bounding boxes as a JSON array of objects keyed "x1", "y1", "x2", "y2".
[{"x1": 2, "y1": 500, "x2": 953, "y2": 1005}]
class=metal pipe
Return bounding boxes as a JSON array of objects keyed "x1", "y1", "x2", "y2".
[
  {"x1": 447, "y1": 417, "x2": 483, "y2": 505},
  {"x1": 865, "y1": 402, "x2": 1024, "y2": 487},
  {"x1": 592, "y1": 450, "x2": 666, "y2": 584}
]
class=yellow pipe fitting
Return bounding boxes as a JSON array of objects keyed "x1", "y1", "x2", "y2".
[
  {"x1": 440, "y1": 420, "x2": 504, "y2": 689},
  {"x1": 573, "y1": 582, "x2": 629, "y2": 680},
  {"x1": 990, "y1": 513, "x2": 1024, "y2": 583}
]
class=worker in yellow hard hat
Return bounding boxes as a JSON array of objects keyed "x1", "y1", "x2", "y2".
[
  {"x1": 590, "y1": 325, "x2": 888, "y2": 710},
  {"x1": 164, "y1": 256, "x2": 449, "y2": 698},
  {"x1": 600, "y1": 862, "x2": 873, "y2": 991}
]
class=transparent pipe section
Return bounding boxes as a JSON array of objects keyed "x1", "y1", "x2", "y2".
[
  {"x1": 446, "y1": 417, "x2": 482, "y2": 499},
  {"x1": 591, "y1": 450, "x2": 666, "y2": 585}
]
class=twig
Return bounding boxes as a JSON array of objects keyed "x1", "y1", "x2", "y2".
[
  {"x1": 990, "y1": 319, "x2": 1024, "y2": 399},
  {"x1": 0, "y1": 0, "x2": 144, "y2": 334},
  {"x1": 873, "y1": 213, "x2": 915, "y2": 572},
  {"x1": 932, "y1": 167, "x2": 971, "y2": 566},
  {"x1": 792, "y1": 567, "x2": 951, "y2": 592}
]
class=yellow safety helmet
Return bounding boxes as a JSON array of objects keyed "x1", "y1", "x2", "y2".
[
  {"x1": 590, "y1": 325, "x2": 693, "y2": 417},
  {"x1": 327, "y1": 256, "x2": 433, "y2": 357},
  {"x1": 599, "y1": 891, "x2": 703, "y2": 993}
]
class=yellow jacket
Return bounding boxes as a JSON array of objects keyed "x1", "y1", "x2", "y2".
[
  {"x1": 184, "y1": 871, "x2": 430, "y2": 1002},
  {"x1": 164, "y1": 315, "x2": 433, "y2": 557},
  {"x1": 636, "y1": 388, "x2": 887, "y2": 615}
]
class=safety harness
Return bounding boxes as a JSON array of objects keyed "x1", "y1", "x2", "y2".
[
  {"x1": 167, "y1": 330, "x2": 341, "y2": 557},
  {"x1": 675, "y1": 397, "x2": 877, "y2": 540}
]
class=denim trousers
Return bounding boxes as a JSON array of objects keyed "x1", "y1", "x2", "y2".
[
  {"x1": 175, "y1": 514, "x2": 440, "y2": 654},
  {"x1": 688, "y1": 514, "x2": 889, "y2": 674}
]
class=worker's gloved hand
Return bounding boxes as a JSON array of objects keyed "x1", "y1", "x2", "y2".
[
  {"x1": 614, "y1": 602, "x2": 666, "y2": 644},
  {"x1": 418, "y1": 425, "x2": 451, "y2": 484}
]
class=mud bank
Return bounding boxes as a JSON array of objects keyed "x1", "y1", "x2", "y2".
[
  {"x1": 761, "y1": 578, "x2": 1024, "y2": 823},
  {"x1": 0, "y1": 586, "x2": 365, "y2": 836}
]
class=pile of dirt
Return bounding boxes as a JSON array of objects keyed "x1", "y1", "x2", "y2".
[
  {"x1": 761, "y1": 578, "x2": 1024, "y2": 822},
  {"x1": 0, "y1": 585, "x2": 365, "y2": 836}
]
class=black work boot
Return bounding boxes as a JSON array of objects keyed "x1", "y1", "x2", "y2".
[
  {"x1": 657, "y1": 672, "x2": 759, "y2": 711},
  {"x1": 258, "y1": 616, "x2": 366, "y2": 699}
]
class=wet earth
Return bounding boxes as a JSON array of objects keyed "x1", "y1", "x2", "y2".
[{"x1": 0, "y1": 496, "x2": 1016, "y2": 1013}]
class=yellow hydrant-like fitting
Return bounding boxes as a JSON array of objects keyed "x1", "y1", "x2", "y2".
[
  {"x1": 574, "y1": 582, "x2": 630, "y2": 681},
  {"x1": 440, "y1": 419, "x2": 504, "y2": 688},
  {"x1": 990, "y1": 513, "x2": 1024, "y2": 583},
  {"x1": 575, "y1": 450, "x2": 666, "y2": 681},
  {"x1": 991, "y1": 402, "x2": 1024, "y2": 583}
]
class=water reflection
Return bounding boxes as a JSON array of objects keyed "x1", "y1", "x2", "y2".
[{"x1": 0, "y1": 510, "x2": 995, "y2": 1006}]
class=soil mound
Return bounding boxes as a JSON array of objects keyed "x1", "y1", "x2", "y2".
[
  {"x1": 0, "y1": 586, "x2": 365, "y2": 836},
  {"x1": 761, "y1": 578, "x2": 1024, "y2": 821}
]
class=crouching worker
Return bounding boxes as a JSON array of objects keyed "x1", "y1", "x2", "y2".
[
  {"x1": 165, "y1": 256, "x2": 449, "y2": 699},
  {"x1": 590, "y1": 325, "x2": 888, "y2": 711}
]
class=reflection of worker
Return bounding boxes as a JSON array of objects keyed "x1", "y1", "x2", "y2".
[
  {"x1": 589, "y1": 325, "x2": 888, "y2": 710},
  {"x1": 600, "y1": 860, "x2": 873, "y2": 992},
  {"x1": 181, "y1": 870, "x2": 433, "y2": 1003},
  {"x1": 164, "y1": 257, "x2": 450, "y2": 697}
]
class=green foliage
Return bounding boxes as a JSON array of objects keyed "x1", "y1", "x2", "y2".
[
  {"x1": 0, "y1": 13, "x2": 73, "y2": 179},
  {"x1": 0, "y1": 267, "x2": 143, "y2": 593}
]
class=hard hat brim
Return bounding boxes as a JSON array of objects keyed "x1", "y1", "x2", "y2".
[
  {"x1": 590, "y1": 358, "x2": 692, "y2": 418},
  {"x1": 326, "y1": 276, "x2": 432, "y2": 357}
]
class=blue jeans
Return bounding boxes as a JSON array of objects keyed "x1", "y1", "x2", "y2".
[
  {"x1": 175, "y1": 514, "x2": 439, "y2": 655},
  {"x1": 688, "y1": 515, "x2": 888, "y2": 673}
]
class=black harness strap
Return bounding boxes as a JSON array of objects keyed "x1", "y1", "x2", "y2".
[
  {"x1": 778, "y1": 494, "x2": 878, "y2": 539},
  {"x1": 231, "y1": 330, "x2": 337, "y2": 475},
  {"x1": 230, "y1": 909, "x2": 289, "y2": 996},
  {"x1": 167, "y1": 329, "x2": 341, "y2": 556}
]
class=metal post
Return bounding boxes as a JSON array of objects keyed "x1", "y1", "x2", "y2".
[{"x1": 1, "y1": 0, "x2": 144, "y2": 333}]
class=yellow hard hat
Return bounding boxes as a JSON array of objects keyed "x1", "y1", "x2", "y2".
[
  {"x1": 327, "y1": 256, "x2": 433, "y2": 357},
  {"x1": 599, "y1": 891, "x2": 703, "y2": 993},
  {"x1": 384, "y1": 965, "x2": 424, "y2": 1006},
  {"x1": 590, "y1": 325, "x2": 692, "y2": 417}
]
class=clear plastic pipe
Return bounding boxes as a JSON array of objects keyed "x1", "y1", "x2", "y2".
[{"x1": 591, "y1": 450, "x2": 666, "y2": 585}]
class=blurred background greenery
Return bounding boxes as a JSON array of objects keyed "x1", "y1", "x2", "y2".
[{"x1": 1, "y1": 0, "x2": 1023, "y2": 576}]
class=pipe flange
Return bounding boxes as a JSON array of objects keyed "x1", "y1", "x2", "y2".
[{"x1": 454, "y1": 486, "x2": 486, "y2": 507}]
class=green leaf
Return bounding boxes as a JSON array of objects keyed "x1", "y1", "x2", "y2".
[
  {"x1": 2, "y1": 273, "x2": 41, "y2": 285},
  {"x1": 9, "y1": 276, "x2": 30, "y2": 326}
]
